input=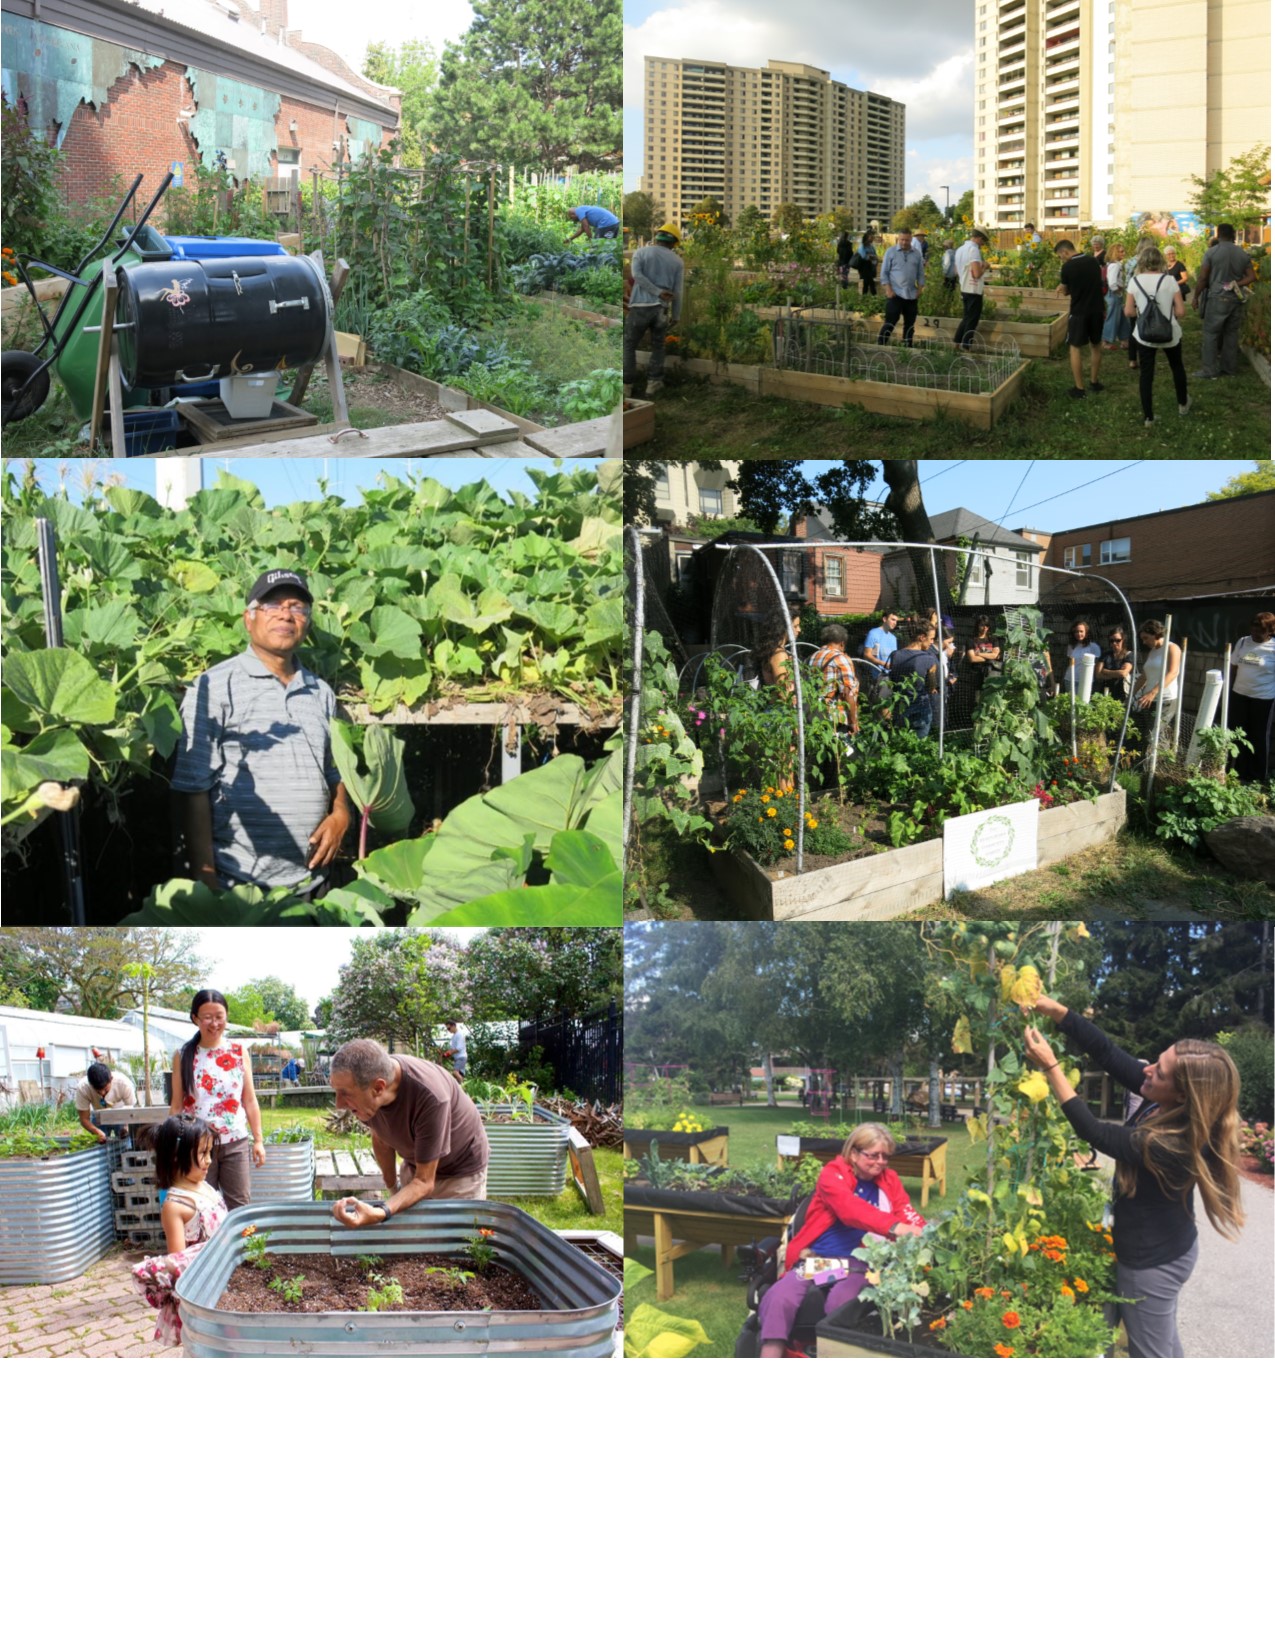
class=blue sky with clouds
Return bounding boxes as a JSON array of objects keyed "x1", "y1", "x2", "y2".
[{"x1": 624, "y1": 0, "x2": 976, "y2": 208}]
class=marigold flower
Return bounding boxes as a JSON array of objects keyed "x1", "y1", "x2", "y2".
[
  {"x1": 1000, "y1": 1290, "x2": 1012, "y2": 1299},
  {"x1": 783, "y1": 840, "x2": 795, "y2": 852},
  {"x1": 1060, "y1": 1285, "x2": 1075, "y2": 1300},
  {"x1": 960, "y1": 1300, "x2": 973, "y2": 1311},
  {"x1": 766, "y1": 807, "x2": 777, "y2": 817},
  {"x1": 1001, "y1": 1311, "x2": 1021, "y2": 1329},
  {"x1": 974, "y1": 1286, "x2": 994, "y2": 1299},
  {"x1": 993, "y1": 1342, "x2": 1015, "y2": 1357},
  {"x1": 928, "y1": 1316, "x2": 947, "y2": 1331},
  {"x1": 242, "y1": 1224, "x2": 258, "y2": 1236},
  {"x1": 808, "y1": 820, "x2": 817, "y2": 830},
  {"x1": 1073, "y1": 1278, "x2": 1089, "y2": 1293}
]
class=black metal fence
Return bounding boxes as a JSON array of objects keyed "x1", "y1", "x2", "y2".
[{"x1": 519, "y1": 1002, "x2": 621, "y2": 1109}]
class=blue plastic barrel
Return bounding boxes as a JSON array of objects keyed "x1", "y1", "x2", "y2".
[{"x1": 161, "y1": 235, "x2": 287, "y2": 260}]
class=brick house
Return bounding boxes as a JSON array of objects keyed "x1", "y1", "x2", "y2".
[{"x1": 1, "y1": 0, "x2": 399, "y2": 221}]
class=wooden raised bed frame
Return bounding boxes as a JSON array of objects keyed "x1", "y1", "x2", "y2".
[
  {"x1": 639, "y1": 351, "x2": 1029, "y2": 430},
  {"x1": 711, "y1": 789, "x2": 1128, "y2": 921},
  {"x1": 625, "y1": 1201, "x2": 790, "y2": 1301},
  {"x1": 752, "y1": 304, "x2": 1068, "y2": 360}
]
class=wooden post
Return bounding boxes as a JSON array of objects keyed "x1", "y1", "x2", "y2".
[
  {"x1": 487, "y1": 169, "x2": 496, "y2": 290},
  {"x1": 89, "y1": 258, "x2": 119, "y2": 454},
  {"x1": 567, "y1": 1127, "x2": 604, "y2": 1215}
]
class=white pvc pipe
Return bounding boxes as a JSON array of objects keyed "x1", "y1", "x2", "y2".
[
  {"x1": 1186, "y1": 669, "x2": 1223, "y2": 766},
  {"x1": 1077, "y1": 651, "x2": 1096, "y2": 704},
  {"x1": 1221, "y1": 642, "x2": 1232, "y2": 732},
  {"x1": 1172, "y1": 637, "x2": 1188, "y2": 753}
]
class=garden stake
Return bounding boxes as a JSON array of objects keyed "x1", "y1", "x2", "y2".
[{"x1": 1172, "y1": 636, "x2": 1188, "y2": 751}]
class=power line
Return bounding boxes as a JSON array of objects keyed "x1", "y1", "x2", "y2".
[
  {"x1": 996, "y1": 459, "x2": 1034, "y2": 529},
  {"x1": 1014, "y1": 461, "x2": 1146, "y2": 519}
]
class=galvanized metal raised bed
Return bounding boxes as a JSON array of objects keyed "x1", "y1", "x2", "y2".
[
  {"x1": 0, "y1": 1142, "x2": 121, "y2": 1285},
  {"x1": 175, "y1": 1200, "x2": 619, "y2": 1356},
  {"x1": 252, "y1": 1139, "x2": 316, "y2": 1202},
  {"x1": 480, "y1": 1104, "x2": 570, "y2": 1196}
]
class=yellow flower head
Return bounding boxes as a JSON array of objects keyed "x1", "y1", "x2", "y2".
[
  {"x1": 767, "y1": 807, "x2": 777, "y2": 817},
  {"x1": 1017, "y1": 1069, "x2": 1051, "y2": 1104},
  {"x1": 1009, "y1": 965, "x2": 1043, "y2": 1009}
]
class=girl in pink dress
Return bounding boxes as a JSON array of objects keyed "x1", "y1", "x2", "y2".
[
  {"x1": 170, "y1": 989, "x2": 265, "y2": 1208},
  {"x1": 132, "y1": 1115, "x2": 227, "y2": 1348}
]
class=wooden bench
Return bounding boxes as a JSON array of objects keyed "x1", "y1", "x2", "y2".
[{"x1": 314, "y1": 1148, "x2": 384, "y2": 1198}]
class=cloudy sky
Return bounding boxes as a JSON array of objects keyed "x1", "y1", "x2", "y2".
[
  {"x1": 289, "y1": 0, "x2": 473, "y2": 76},
  {"x1": 624, "y1": 0, "x2": 975, "y2": 208}
]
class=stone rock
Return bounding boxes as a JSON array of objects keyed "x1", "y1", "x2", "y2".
[{"x1": 1204, "y1": 814, "x2": 1275, "y2": 886}]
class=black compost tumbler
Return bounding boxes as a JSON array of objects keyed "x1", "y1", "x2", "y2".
[{"x1": 115, "y1": 255, "x2": 331, "y2": 387}]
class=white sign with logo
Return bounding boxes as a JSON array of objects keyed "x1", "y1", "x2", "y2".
[{"x1": 944, "y1": 799, "x2": 1039, "y2": 897}]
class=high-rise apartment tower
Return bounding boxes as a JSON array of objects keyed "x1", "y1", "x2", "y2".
[
  {"x1": 640, "y1": 57, "x2": 905, "y2": 227},
  {"x1": 974, "y1": 0, "x2": 1270, "y2": 232}
]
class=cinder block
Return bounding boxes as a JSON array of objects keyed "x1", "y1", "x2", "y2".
[{"x1": 121, "y1": 1152, "x2": 155, "y2": 1172}]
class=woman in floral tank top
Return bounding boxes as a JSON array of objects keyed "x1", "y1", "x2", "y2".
[{"x1": 169, "y1": 989, "x2": 265, "y2": 1209}]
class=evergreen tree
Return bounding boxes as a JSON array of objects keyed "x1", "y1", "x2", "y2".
[{"x1": 430, "y1": 0, "x2": 621, "y2": 172}]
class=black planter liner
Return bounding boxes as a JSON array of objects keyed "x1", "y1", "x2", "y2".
[
  {"x1": 624, "y1": 1127, "x2": 729, "y2": 1150},
  {"x1": 818, "y1": 1299, "x2": 958, "y2": 1359},
  {"x1": 894, "y1": 1137, "x2": 946, "y2": 1156},
  {"x1": 624, "y1": 1182, "x2": 796, "y2": 1220},
  {"x1": 783, "y1": 1136, "x2": 843, "y2": 1157}
]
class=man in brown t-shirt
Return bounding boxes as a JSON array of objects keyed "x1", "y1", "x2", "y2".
[{"x1": 329, "y1": 1038, "x2": 490, "y2": 1229}]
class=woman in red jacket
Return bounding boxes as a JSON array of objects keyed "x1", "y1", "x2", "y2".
[{"x1": 758, "y1": 1122, "x2": 925, "y2": 1356}]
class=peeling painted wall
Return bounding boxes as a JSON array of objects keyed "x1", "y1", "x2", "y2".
[
  {"x1": 1, "y1": 17, "x2": 164, "y2": 147},
  {"x1": 185, "y1": 71, "x2": 282, "y2": 179},
  {"x1": 346, "y1": 116, "x2": 383, "y2": 161}
]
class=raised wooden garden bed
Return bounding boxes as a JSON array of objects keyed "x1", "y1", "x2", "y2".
[
  {"x1": 624, "y1": 1182, "x2": 793, "y2": 1300},
  {"x1": 712, "y1": 789, "x2": 1127, "y2": 921},
  {"x1": 640, "y1": 349, "x2": 1029, "y2": 430},
  {"x1": 0, "y1": 1142, "x2": 121, "y2": 1285},
  {"x1": 623, "y1": 396, "x2": 655, "y2": 446},
  {"x1": 174, "y1": 1201, "x2": 619, "y2": 1356},
  {"x1": 754, "y1": 304, "x2": 1068, "y2": 358},
  {"x1": 479, "y1": 1104, "x2": 571, "y2": 1197},
  {"x1": 623, "y1": 1126, "x2": 729, "y2": 1166}
]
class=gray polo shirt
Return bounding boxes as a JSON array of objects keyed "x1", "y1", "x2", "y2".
[
  {"x1": 171, "y1": 647, "x2": 340, "y2": 888},
  {"x1": 1199, "y1": 241, "x2": 1254, "y2": 295},
  {"x1": 628, "y1": 244, "x2": 684, "y2": 323}
]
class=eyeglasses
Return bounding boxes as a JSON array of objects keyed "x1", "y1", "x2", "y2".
[
  {"x1": 854, "y1": 1149, "x2": 891, "y2": 1162},
  {"x1": 250, "y1": 600, "x2": 311, "y2": 617}
]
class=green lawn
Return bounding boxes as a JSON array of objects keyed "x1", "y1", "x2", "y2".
[
  {"x1": 629, "y1": 307, "x2": 1269, "y2": 459},
  {"x1": 260, "y1": 1109, "x2": 621, "y2": 1233},
  {"x1": 625, "y1": 1108, "x2": 985, "y2": 1357}
]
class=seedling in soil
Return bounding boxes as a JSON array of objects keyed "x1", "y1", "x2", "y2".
[
  {"x1": 425, "y1": 1266, "x2": 475, "y2": 1288},
  {"x1": 269, "y1": 1274, "x2": 305, "y2": 1305},
  {"x1": 366, "y1": 1278, "x2": 405, "y2": 1311},
  {"x1": 466, "y1": 1226, "x2": 496, "y2": 1272},
  {"x1": 243, "y1": 1229, "x2": 272, "y2": 1270},
  {"x1": 356, "y1": 1253, "x2": 384, "y2": 1274}
]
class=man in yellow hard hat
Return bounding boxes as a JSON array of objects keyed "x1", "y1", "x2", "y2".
[{"x1": 624, "y1": 221, "x2": 684, "y2": 398}]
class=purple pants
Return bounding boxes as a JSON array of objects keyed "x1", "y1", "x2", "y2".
[{"x1": 758, "y1": 1259, "x2": 869, "y2": 1346}]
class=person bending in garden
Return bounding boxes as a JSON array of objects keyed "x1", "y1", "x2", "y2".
[
  {"x1": 1021, "y1": 994, "x2": 1245, "y2": 1359},
  {"x1": 758, "y1": 1123, "x2": 924, "y2": 1357},
  {"x1": 171, "y1": 569, "x2": 350, "y2": 893},
  {"x1": 624, "y1": 223, "x2": 684, "y2": 398},
  {"x1": 566, "y1": 204, "x2": 619, "y2": 241},
  {"x1": 328, "y1": 1038, "x2": 490, "y2": 1230},
  {"x1": 74, "y1": 1061, "x2": 137, "y2": 1142}
]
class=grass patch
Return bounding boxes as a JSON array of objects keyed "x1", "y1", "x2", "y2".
[{"x1": 631, "y1": 308, "x2": 1268, "y2": 459}]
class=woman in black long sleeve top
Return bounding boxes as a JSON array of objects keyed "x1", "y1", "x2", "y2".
[{"x1": 1022, "y1": 994, "x2": 1245, "y2": 1358}]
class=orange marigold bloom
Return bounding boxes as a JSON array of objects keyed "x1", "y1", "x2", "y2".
[
  {"x1": 993, "y1": 1342, "x2": 1015, "y2": 1357},
  {"x1": 960, "y1": 1300, "x2": 973, "y2": 1311},
  {"x1": 928, "y1": 1317, "x2": 947, "y2": 1331},
  {"x1": 1001, "y1": 1311, "x2": 1021, "y2": 1329},
  {"x1": 974, "y1": 1286, "x2": 994, "y2": 1299},
  {"x1": 1000, "y1": 1290, "x2": 1012, "y2": 1299},
  {"x1": 1060, "y1": 1285, "x2": 1075, "y2": 1300},
  {"x1": 1073, "y1": 1278, "x2": 1089, "y2": 1293}
]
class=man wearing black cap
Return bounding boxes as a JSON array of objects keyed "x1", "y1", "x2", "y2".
[{"x1": 171, "y1": 570, "x2": 350, "y2": 891}]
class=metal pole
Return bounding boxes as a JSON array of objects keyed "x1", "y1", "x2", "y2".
[
  {"x1": 35, "y1": 519, "x2": 87, "y2": 924},
  {"x1": 930, "y1": 547, "x2": 946, "y2": 758},
  {"x1": 1172, "y1": 636, "x2": 1188, "y2": 753},
  {"x1": 1220, "y1": 642, "x2": 1232, "y2": 733}
]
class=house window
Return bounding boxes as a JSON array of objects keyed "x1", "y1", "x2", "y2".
[
  {"x1": 1015, "y1": 551, "x2": 1032, "y2": 588},
  {"x1": 697, "y1": 488, "x2": 723, "y2": 516},
  {"x1": 1100, "y1": 537, "x2": 1131, "y2": 565},
  {"x1": 1062, "y1": 546, "x2": 1076, "y2": 567},
  {"x1": 676, "y1": 552, "x2": 694, "y2": 587},
  {"x1": 781, "y1": 550, "x2": 804, "y2": 595},
  {"x1": 824, "y1": 556, "x2": 844, "y2": 598},
  {"x1": 1079, "y1": 543, "x2": 1092, "y2": 564},
  {"x1": 653, "y1": 465, "x2": 670, "y2": 500}
]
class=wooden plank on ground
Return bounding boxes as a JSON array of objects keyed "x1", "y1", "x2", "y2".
[
  {"x1": 444, "y1": 407, "x2": 525, "y2": 440},
  {"x1": 190, "y1": 415, "x2": 523, "y2": 459},
  {"x1": 524, "y1": 415, "x2": 613, "y2": 457},
  {"x1": 567, "y1": 1127, "x2": 605, "y2": 1215},
  {"x1": 473, "y1": 440, "x2": 545, "y2": 456}
]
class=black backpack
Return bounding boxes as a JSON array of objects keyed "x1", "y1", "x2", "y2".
[{"x1": 1137, "y1": 274, "x2": 1173, "y2": 344}]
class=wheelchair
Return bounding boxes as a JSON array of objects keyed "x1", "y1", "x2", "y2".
[{"x1": 732, "y1": 1193, "x2": 876, "y2": 1359}]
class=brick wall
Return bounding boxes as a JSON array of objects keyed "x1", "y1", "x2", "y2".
[
  {"x1": 1043, "y1": 492, "x2": 1275, "y2": 598},
  {"x1": 803, "y1": 545, "x2": 885, "y2": 615},
  {"x1": 51, "y1": 59, "x2": 393, "y2": 219}
]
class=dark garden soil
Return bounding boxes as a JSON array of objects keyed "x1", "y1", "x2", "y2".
[{"x1": 218, "y1": 1253, "x2": 544, "y2": 1314}]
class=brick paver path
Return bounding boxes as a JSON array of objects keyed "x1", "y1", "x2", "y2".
[{"x1": 1, "y1": 1245, "x2": 183, "y2": 1358}]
